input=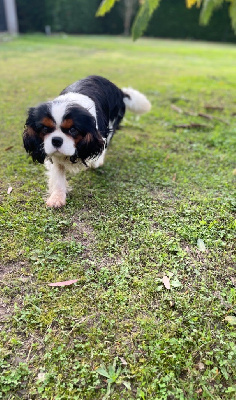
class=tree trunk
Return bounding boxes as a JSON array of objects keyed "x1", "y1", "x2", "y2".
[{"x1": 123, "y1": 0, "x2": 137, "y2": 36}]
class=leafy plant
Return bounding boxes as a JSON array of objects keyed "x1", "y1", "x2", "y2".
[
  {"x1": 97, "y1": 0, "x2": 236, "y2": 39},
  {"x1": 132, "y1": 0, "x2": 161, "y2": 41},
  {"x1": 0, "y1": 362, "x2": 30, "y2": 398},
  {"x1": 97, "y1": 358, "x2": 131, "y2": 399}
]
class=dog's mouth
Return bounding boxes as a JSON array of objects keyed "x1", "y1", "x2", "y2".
[
  {"x1": 69, "y1": 149, "x2": 79, "y2": 163},
  {"x1": 48, "y1": 148, "x2": 74, "y2": 157},
  {"x1": 46, "y1": 148, "x2": 83, "y2": 165},
  {"x1": 49, "y1": 149, "x2": 66, "y2": 157}
]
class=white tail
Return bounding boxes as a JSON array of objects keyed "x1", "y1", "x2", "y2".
[{"x1": 122, "y1": 87, "x2": 151, "y2": 115}]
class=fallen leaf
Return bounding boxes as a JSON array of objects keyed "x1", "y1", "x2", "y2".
[
  {"x1": 171, "y1": 103, "x2": 228, "y2": 124},
  {"x1": 162, "y1": 275, "x2": 170, "y2": 290},
  {"x1": 197, "y1": 238, "x2": 206, "y2": 252},
  {"x1": 119, "y1": 357, "x2": 128, "y2": 365},
  {"x1": 171, "y1": 104, "x2": 183, "y2": 113},
  {"x1": 5, "y1": 146, "x2": 14, "y2": 151},
  {"x1": 198, "y1": 112, "x2": 213, "y2": 120},
  {"x1": 198, "y1": 362, "x2": 205, "y2": 371},
  {"x1": 37, "y1": 372, "x2": 46, "y2": 381},
  {"x1": 171, "y1": 278, "x2": 182, "y2": 288},
  {"x1": 230, "y1": 277, "x2": 236, "y2": 286},
  {"x1": 7, "y1": 186, "x2": 13, "y2": 194},
  {"x1": 171, "y1": 104, "x2": 196, "y2": 116},
  {"x1": 196, "y1": 388, "x2": 203, "y2": 394},
  {"x1": 174, "y1": 123, "x2": 210, "y2": 129},
  {"x1": 48, "y1": 279, "x2": 78, "y2": 287},
  {"x1": 198, "y1": 112, "x2": 229, "y2": 125},
  {"x1": 225, "y1": 316, "x2": 236, "y2": 325},
  {"x1": 19, "y1": 277, "x2": 30, "y2": 283},
  {"x1": 123, "y1": 381, "x2": 131, "y2": 390},
  {"x1": 204, "y1": 105, "x2": 224, "y2": 111}
]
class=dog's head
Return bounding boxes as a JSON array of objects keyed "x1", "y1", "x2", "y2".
[{"x1": 23, "y1": 100, "x2": 105, "y2": 164}]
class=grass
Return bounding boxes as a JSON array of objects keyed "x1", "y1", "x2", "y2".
[{"x1": 0, "y1": 34, "x2": 235, "y2": 399}]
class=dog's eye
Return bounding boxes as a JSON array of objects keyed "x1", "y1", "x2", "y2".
[
  {"x1": 69, "y1": 127, "x2": 78, "y2": 136},
  {"x1": 42, "y1": 126, "x2": 49, "y2": 134}
]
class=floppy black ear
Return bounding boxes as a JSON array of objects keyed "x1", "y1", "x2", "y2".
[
  {"x1": 23, "y1": 107, "x2": 46, "y2": 164},
  {"x1": 75, "y1": 130, "x2": 105, "y2": 164}
]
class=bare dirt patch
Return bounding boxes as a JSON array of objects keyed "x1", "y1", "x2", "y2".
[{"x1": 64, "y1": 213, "x2": 125, "y2": 270}]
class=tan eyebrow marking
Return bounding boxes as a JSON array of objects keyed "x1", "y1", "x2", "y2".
[
  {"x1": 61, "y1": 118, "x2": 74, "y2": 130},
  {"x1": 41, "y1": 117, "x2": 56, "y2": 129}
]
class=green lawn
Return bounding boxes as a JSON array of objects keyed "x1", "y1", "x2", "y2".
[{"x1": 0, "y1": 34, "x2": 235, "y2": 399}]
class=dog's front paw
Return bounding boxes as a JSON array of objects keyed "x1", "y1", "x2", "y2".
[{"x1": 46, "y1": 192, "x2": 66, "y2": 208}]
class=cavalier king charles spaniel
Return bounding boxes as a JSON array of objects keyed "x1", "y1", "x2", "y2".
[{"x1": 23, "y1": 75, "x2": 151, "y2": 207}]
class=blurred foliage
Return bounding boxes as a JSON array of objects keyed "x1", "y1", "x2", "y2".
[
  {"x1": 16, "y1": 0, "x2": 236, "y2": 42},
  {"x1": 45, "y1": 0, "x2": 122, "y2": 34},
  {"x1": 98, "y1": 0, "x2": 236, "y2": 39},
  {"x1": 131, "y1": 0, "x2": 161, "y2": 40},
  {"x1": 16, "y1": 0, "x2": 47, "y2": 32},
  {"x1": 146, "y1": 0, "x2": 236, "y2": 42},
  {"x1": 16, "y1": 0, "x2": 124, "y2": 34}
]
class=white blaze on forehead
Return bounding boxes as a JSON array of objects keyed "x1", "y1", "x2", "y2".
[{"x1": 51, "y1": 93, "x2": 97, "y2": 127}]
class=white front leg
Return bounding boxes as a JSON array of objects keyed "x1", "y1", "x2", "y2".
[{"x1": 45, "y1": 161, "x2": 67, "y2": 208}]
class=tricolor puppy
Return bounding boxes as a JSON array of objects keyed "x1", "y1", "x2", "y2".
[{"x1": 23, "y1": 75, "x2": 151, "y2": 208}]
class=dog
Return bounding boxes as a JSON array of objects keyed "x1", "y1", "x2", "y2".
[{"x1": 23, "y1": 75, "x2": 151, "y2": 207}]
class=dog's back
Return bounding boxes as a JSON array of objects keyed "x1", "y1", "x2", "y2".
[{"x1": 60, "y1": 75, "x2": 126, "y2": 137}]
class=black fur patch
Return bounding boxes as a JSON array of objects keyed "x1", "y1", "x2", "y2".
[
  {"x1": 62, "y1": 105, "x2": 105, "y2": 163},
  {"x1": 23, "y1": 104, "x2": 54, "y2": 163},
  {"x1": 60, "y1": 75, "x2": 127, "y2": 142},
  {"x1": 61, "y1": 105, "x2": 96, "y2": 137}
]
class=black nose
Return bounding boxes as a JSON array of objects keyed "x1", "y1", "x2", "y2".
[{"x1": 52, "y1": 137, "x2": 63, "y2": 148}]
